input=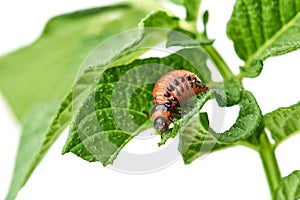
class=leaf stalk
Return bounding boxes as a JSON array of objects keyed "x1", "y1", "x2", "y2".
[{"x1": 259, "y1": 130, "x2": 281, "y2": 197}]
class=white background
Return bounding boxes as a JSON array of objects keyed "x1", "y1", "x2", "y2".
[{"x1": 1, "y1": 0, "x2": 300, "y2": 199}]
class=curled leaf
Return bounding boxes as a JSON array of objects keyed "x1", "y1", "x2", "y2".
[{"x1": 214, "y1": 90, "x2": 262, "y2": 143}]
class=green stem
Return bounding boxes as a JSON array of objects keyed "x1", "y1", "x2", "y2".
[
  {"x1": 259, "y1": 130, "x2": 281, "y2": 196},
  {"x1": 202, "y1": 45, "x2": 234, "y2": 80}
]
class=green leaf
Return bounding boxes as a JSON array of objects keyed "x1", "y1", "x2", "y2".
[
  {"x1": 62, "y1": 48, "x2": 211, "y2": 165},
  {"x1": 211, "y1": 76, "x2": 244, "y2": 107},
  {"x1": 0, "y1": 4, "x2": 149, "y2": 121},
  {"x1": 6, "y1": 96, "x2": 72, "y2": 200},
  {"x1": 202, "y1": 10, "x2": 209, "y2": 36},
  {"x1": 264, "y1": 101, "x2": 300, "y2": 146},
  {"x1": 141, "y1": 10, "x2": 179, "y2": 27},
  {"x1": 178, "y1": 112, "x2": 229, "y2": 164},
  {"x1": 184, "y1": 0, "x2": 202, "y2": 21},
  {"x1": 227, "y1": 0, "x2": 300, "y2": 78},
  {"x1": 215, "y1": 90, "x2": 262, "y2": 143},
  {"x1": 4, "y1": 4, "x2": 155, "y2": 200},
  {"x1": 274, "y1": 170, "x2": 300, "y2": 200}
]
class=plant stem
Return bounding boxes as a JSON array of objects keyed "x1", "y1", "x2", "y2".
[
  {"x1": 202, "y1": 45, "x2": 234, "y2": 80},
  {"x1": 259, "y1": 130, "x2": 281, "y2": 196}
]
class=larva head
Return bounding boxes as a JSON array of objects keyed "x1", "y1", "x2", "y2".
[
  {"x1": 153, "y1": 117, "x2": 168, "y2": 132},
  {"x1": 151, "y1": 104, "x2": 170, "y2": 132}
]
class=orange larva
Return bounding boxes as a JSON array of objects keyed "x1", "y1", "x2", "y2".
[{"x1": 151, "y1": 70, "x2": 209, "y2": 132}]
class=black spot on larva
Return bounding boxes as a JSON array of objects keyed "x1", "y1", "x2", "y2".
[
  {"x1": 190, "y1": 82, "x2": 193, "y2": 88},
  {"x1": 175, "y1": 90, "x2": 181, "y2": 97},
  {"x1": 164, "y1": 92, "x2": 171, "y2": 97},
  {"x1": 172, "y1": 79, "x2": 179, "y2": 86},
  {"x1": 166, "y1": 99, "x2": 172, "y2": 105},
  {"x1": 179, "y1": 76, "x2": 184, "y2": 82},
  {"x1": 171, "y1": 96, "x2": 178, "y2": 102},
  {"x1": 185, "y1": 83, "x2": 189, "y2": 90},
  {"x1": 179, "y1": 86, "x2": 184, "y2": 92},
  {"x1": 186, "y1": 75, "x2": 191, "y2": 81},
  {"x1": 165, "y1": 103, "x2": 171, "y2": 108},
  {"x1": 167, "y1": 85, "x2": 174, "y2": 91}
]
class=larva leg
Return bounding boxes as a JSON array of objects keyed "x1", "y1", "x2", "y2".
[{"x1": 169, "y1": 115, "x2": 177, "y2": 122}]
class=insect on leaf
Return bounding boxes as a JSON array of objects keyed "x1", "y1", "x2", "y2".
[{"x1": 62, "y1": 47, "x2": 212, "y2": 165}]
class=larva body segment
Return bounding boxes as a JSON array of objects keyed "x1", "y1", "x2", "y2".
[{"x1": 151, "y1": 70, "x2": 209, "y2": 132}]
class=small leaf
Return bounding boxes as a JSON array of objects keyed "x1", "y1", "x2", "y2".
[
  {"x1": 227, "y1": 0, "x2": 300, "y2": 78},
  {"x1": 212, "y1": 76, "x2": 244, "y2": 107},
  {"x1": 184, "y1": 0, "x2": 202, "y2": 21},
  {"x1": 215, "y1": 90, "x2": 262, "y2": 143},
  {"x1": 203, "y1": 10, "x2": 209, "y2": 27},
  {"x1": 63, "y1": 49, "x2": 211, "y2": 165},
  {"x1": 202, "y1": 10, "x2": 209, "y2": 37},
  {"x1": 178, "y1": 113, "x2": 229, "y2": 164},
  {"x1": 274, "y1": 170, "x2": 300, "y2": 200},
  {"x1": 141, "y1": 10, "x2": 179, "y2": 28},
  {"x1": 264, "y1": 101, "x2": 300, "y2": 146}
]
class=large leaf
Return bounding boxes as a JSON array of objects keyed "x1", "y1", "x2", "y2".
[
  {"x1": 6, "y1": 98, "x2": 71, "y2": 200},
  {"x1": 227, "y1": 0, "x2": 300, "y2": 77},
  {"x1": 264, "y1": 101, "x2": 300, "y2": 146},
  {"x1": 274, "y1": 170, "x2": 300, "y2": 200},
  {"x1": 0, "y1": 4, "x2": 149, "y2": 121},
  {"x1": 4, "y1": 4, "x2": 155, "y2": 200},
  {"x1": 62, "y1": 48, "x2": 211, "y2": 165}
]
